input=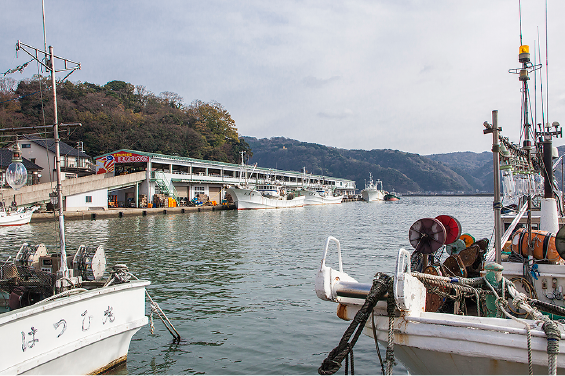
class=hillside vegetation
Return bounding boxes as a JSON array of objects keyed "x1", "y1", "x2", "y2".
[
  {"x1": 0, "y1": 77, "x2": 250, "y2": 163},
  {"x1": 1, "y1": 77, "x2": 495, "y2": 193},
  {"x1": 244, "y1": 137, "x2": 493, "y2": 193}
]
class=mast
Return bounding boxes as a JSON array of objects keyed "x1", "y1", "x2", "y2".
[
  {"x1": 49, "y1": 45, "x2": 68, "y2": 278},
  {"x1": 484, "y1": 111, "x2": 502, "y2": 264},
  {"x1": 14, "y1": 41, "x2": 80, "y2": 279}
]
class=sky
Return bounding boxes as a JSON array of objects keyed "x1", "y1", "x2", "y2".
[{"x1": 1, "y1": 1, "x2": 564, "y2": 155}]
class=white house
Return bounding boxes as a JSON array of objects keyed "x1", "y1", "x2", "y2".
[{"x1": 14, "y1": 137, "x2": 94, "y2": 184}]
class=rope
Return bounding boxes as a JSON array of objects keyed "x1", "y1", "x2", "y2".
[
  {"x1": 42, "y1": 287, "x2": 87, "y2": 302},
  {"x1": 318, "y1": 273, "x2": 392, "y2": 375},
  {"x1": 145, "y1": 290, "x2": 181, "y2": 341},
  {"x1": 484, "y1": 278, "x2": 535, "y2": 374},
  {"x1": 149, "y1": 306, "x2": 155, "y2": 334},
  {"x1": 385, "y1": 279, "x2": 395, "y2": 375},
  {"x1": 371, "y1": 312, "x2": 385, "y2": 375},
  {"x1": 542, "y1": 319, "x2": 560, "y2": 376},
  {"x1": 104, "y1": 267, "x2": 180, "y2": 341},
  {"x1": 412, "y1": 272, "x2": 490, "y2": 316}
]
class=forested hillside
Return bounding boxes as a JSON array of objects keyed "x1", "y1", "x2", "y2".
[
  {"x1": 0, "y1": 77, "x2": 250, "y2": 163},
  {"x1": 244, "y1": 137, "x2": 492, "y2": 193},
  {"x1": 427, "y1": 151, "x2": 493, "y2": 192},
  {"x1": 1, "y1": 77, "x2": 498, "y2": 193}
]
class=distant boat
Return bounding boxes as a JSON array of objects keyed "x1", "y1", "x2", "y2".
[
  {"x1": 0, "y1": 205, "x2": 39, "y2": 226},
  {"x1": 384, "y1": 191, "x2": 400, "y2": 201},
  {"x1": 360, "y1": 173, "x2": 385, "y2": 202},
  {"x1": 226, "y1": 185, "x2": 305, "y2": 210},
  {"x1": 299, "y1": 189, "x2": 343, "y2": 206}
]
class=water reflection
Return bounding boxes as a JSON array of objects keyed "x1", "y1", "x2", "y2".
[{"x1": 0, "y1": 197, "x2": 493, "y2": 374}]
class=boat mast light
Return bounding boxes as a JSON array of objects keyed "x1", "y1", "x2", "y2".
[{"x1": 6, "y1": 143, "x2": 28, "y2": 190}]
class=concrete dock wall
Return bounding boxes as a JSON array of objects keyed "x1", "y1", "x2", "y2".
[{"x1": 30, "y1": 204, "x2": 235, "y2": 223}]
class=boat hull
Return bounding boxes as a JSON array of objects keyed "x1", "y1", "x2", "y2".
[
  {"x1": 226, "y1": 187, "x2": 305, "y2": 210},
  {"x1": 341, "y1": 303, "x2": 565, "y2": 375},
  {"x1": 301, "y1": 191, "x2": 343, "y2": 206},
  {"x1": 0, "y1": 280, "x2": 149, "y2": 375},
  {"x1": 361, "y1": 188, "x2": 384, "y2": 202},
  {"x1": 0, "y1": 207, "x2": 38, "y2": 226}
]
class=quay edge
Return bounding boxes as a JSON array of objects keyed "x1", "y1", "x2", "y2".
[{"x1": 29, "y1": 205, "x2": 236, "y2": 223}]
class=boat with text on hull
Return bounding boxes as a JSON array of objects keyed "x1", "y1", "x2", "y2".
[
  {"x1": 0, "y1": 36, "x2": 158, "y2": 375},
  {"x1": 361, "y1": 173, "x2": 385, "y2": 202},
  {"x1": 315, "y1": 27, "x2": 565, "y2": 376}
]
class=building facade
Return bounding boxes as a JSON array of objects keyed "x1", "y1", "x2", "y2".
[
  {"x1": 14, "y1": 137, "x2": 94, "y2": 184},
  {"x1": 95, "y1": 149, "x2": 357, "y2": 208}
]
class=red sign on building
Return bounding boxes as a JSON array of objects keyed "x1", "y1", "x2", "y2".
[{"x1": 96, "y1": 151, "x2": 149, "y2": 174}]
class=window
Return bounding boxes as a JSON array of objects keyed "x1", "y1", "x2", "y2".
[
  {"x1": 86, "y1": 196, "x2": 92, "y2": 203},
  {"x1": 21, "y1": 144, "x2": 31, "y2": 148},
  {"x1": 30, "y1": 158, "x2": 36, "y2": 164},
  {"x1": 194, "y1": 186, "x2": 205, "y2": 197}
]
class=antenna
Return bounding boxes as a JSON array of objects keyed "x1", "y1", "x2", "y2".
[
  {"x1": 519, "y1": 0, "x2": 523, "y2": 45},
  {"x1": 545, "y1": 0, "x2": 549, "y2": 125},
  {"x1": 42, "y1": 0, "x2": 47, "y2": 57}
]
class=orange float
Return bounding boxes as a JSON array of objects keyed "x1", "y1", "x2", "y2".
[{"x1": 511, "y1": 227, "x2": 561, "y2": 263}]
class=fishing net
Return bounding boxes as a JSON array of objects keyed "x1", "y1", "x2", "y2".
[{"x1": 0, "y1": 262, "x2": 56, "y2": 308}]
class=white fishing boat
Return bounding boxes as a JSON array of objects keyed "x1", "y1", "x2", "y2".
[
  {"x1": 226, "y1": 153, "x2": 305, "y2": 210},
  {"x1": 0, "y1": 33, "x2": 156, "y2": 374},
  {"x1": 316, "y1": 240, "x2": 565, "y2": 375},
  {"x1": 315, "y1": 21, "x2": 565, "y2": 376},
  {"x1": 0, "y1": 262, "x2": 149, "y2": 375},
  {"x1": 0, "y1": 206, "x2": 39, "y2": 226},
  {"x1": 226, "y1": 185, "x2": 305, "y2": 210},
  {"x1": 361, "y1": 173, "x2": 385, "y2": 202},
  {"x1": 300, "y1": 189, "x2": 343, "y2": 206}
]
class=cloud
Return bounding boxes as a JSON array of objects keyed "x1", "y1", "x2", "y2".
[
  {"x1": 302, "y1": 75, "x2": 341, "y2": 88},
  {"x1": 1, "y1": 0, "x2": 564, "y2": 155},
  {"x1": 317, "y1": 109, "x2": 353, "y2": 119}
]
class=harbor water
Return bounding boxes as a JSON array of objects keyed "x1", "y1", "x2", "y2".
[{"x1": 0, "y1": 196, "x2": 493, "y2": 374}]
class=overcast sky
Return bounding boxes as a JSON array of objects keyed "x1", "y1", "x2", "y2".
[{"x1": 2, "y1": 1, "x2": 564, "y2": 155}]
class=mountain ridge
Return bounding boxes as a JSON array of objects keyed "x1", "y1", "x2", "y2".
[{"x1": 243, "y1": 136, "x2": 493, "y2": 193}]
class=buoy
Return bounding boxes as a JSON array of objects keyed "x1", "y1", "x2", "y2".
[{"x1": 511, "y1": 227, "x2": 561, "y2": 263}]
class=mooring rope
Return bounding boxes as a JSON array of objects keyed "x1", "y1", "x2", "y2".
[
  {"x1": 145, "y1": 290, "x2": 181, "y2": 341},
  {"x1": 105, "y1": 266, "x2": 181, "y2": 341},
  {"x1": 385, "y1": 280, "x2": 396, "y2": 375},
  {"x1": 371, "y1": 312, "x2": 386, "y2": 375},
  {"x1": 318, "y1": 273, "x2": 392, "y2": 375}
]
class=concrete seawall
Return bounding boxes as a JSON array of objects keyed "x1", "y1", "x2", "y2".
[{"x1": 30, "y1": 204, "x2": 236, "y2": 223}]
